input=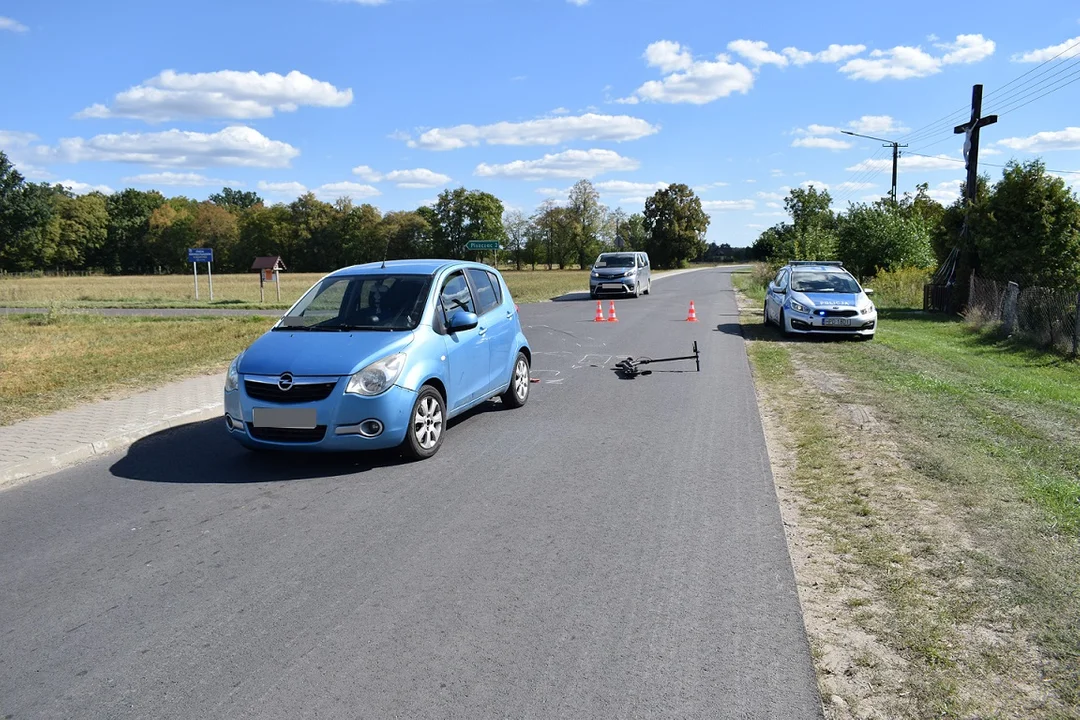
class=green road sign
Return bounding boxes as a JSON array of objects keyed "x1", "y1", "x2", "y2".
[{"x1": 465, "y1": 241, "x2": 501, "y2": 251}]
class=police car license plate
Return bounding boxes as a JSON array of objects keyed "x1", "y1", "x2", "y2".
[
  {"x1": 823, "y1": 317, "x2": 850, "y2": 327},
  {"x1": 252, "y1": 408, "x2": 317, "y2": 429}
]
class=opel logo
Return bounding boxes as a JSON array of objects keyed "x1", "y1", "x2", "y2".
[{"x1": 277, "y1": 372, "x2": 294, "y2": 391}]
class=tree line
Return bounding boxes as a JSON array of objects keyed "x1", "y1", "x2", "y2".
[
  {"x1": 751, "y1": 159, "x2": 1080, "y2": 292},
  {"x1": 0, "y1": 153, "x2": 718, "y2": 274}
]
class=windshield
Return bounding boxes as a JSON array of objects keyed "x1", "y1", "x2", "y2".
[
  {"x1": 277, "y1": 274, "x2": 433, "y2": 331},
  {"x1": 595, "y1": 255, "x2": 636, "y2": 268},
  {"x1": 791, "y1": 271, "x2": 861, "y2": 294}
]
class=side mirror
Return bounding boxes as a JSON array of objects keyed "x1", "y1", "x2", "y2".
[
  {"x1": 447, "y1": 310, "x2": 479, "y2": 332},
  {"x1": 767, "y1": 283, "x2": 776, "y2": 293},
  {"x1": 863, "y1": 288, "x2": 875, "y2": 296}
]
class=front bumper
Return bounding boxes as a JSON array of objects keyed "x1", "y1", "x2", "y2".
[
  {"x1": 590, "y1": 276, "x2": 638, "y2": 294},
  {"x1": 224, "y1": 378, "x2": 416, "y2": 452},
  {"x1": 787, "y1": 309, "x2": 876, "y2": 335}
]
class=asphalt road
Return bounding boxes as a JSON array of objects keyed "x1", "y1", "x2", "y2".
[{"x1": 0, "y1": 267, "x2": 822, "y2": 719}]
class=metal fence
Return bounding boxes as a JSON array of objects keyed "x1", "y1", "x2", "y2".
[{"x1": 966, "y1": 274, "x2": 1080, "y2": 356}]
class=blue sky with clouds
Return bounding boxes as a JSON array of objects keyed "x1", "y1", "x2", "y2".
[{"x1": 2, "y1": 0, "x2": 1079, "y2": 247}]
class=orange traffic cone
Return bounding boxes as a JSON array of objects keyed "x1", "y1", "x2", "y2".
[
  {"x1": 607, "y1": 300, "x2": 619, "y2": 322},
  {"x1": 686, "y1": 300, "x2": 698, "y2": 322},
  {"x1": 594, "y1": 300, "x2": 605, "y2": 322}
]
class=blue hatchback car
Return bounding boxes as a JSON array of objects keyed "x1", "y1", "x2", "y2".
[{"x1": 223, "y1": 260, "x2": 532, "y2": 460}]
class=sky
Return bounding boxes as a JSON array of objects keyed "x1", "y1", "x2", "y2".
[{"x1": 1, "y1": 0, "x2": 1079, "y2": 248}]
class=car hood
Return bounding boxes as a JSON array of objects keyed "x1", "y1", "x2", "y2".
[
  {"x1": 593, "y1": 267, "x2": 634, "y2": 276},
  {"x1": 796, "y1": 291, "x2": 862, "y2": 308},
  {"x1": 239, "y1": 329, "x2": 416, "y2": 377}
]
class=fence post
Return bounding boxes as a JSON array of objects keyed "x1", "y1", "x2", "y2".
[
  {"x1": 1073, "y1": 290, "x2": 1080, "y2": 357},
  {"x1": 1002, "y1": 281, "x2": 1020, "y2": 336}
]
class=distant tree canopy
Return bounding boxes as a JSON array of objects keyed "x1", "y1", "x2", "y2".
[
  {"x1": 0, "y1": 151, "x2": 752, "y2": 275},
  {"x1": 752, "y1": 162, "x2": 1080, "y2": 291}
]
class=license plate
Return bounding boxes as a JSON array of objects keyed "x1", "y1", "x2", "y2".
[
  {"x1": 823, "y1": 317, "x2": 850, "y2": 327},
  {"x1": 252, "y1": 407, "x2": 317, "y2": 429}
]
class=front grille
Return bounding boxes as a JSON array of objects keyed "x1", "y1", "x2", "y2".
[
  {"x1": 245, "y1": 380, "x2": 336, "y2": 403},
  {"x1": 821, "y1": 309, "x2": 859, "y2": 318},
  {"x1": 246, "y1": 424, "x2": 327, "y2": 443}
]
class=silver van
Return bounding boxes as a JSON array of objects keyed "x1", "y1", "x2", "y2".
[{"x1": 589, "y1": 251, "x2": 652, "y2": 298}]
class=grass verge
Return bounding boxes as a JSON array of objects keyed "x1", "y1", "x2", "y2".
[
  {"x1": 0, "y1": 269, "x2": 601, "y2": 309},
  {"x1": 733, "y1": 271, "x2": 1080, "y2": 718},
  {"x1": 0, "y1": 312, "x2": 272, "y2": 426}
]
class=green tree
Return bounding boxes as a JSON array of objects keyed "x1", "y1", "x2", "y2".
[
  {"x1": 566, "y1": 179, "x2": 605, "y2": 268},
  {"x1": 643, "y1": 183, "x2": 709, "y2": 269},
  {"x1": 208, "y1": 187, "x2": 263, "y2": 211},
  {"x1": 100, "y1": 189, "x2": 167, "y2": 273},
  {"x1": 502, "y1": 209, "x2": 529, "y2": 270},
  {"x1": 378, "y1": 210, "x2": 430, "y2": 262},
  {"x1": 784, "y1": 185, "x2": 837, "y2": 260},
  {"x1": 0, "y1": 153, "x2": 59, "y2": 271},
  {"x1": 836, "y1": 201, "x2": 935, "y2": 279},
  {"x1": 429, "y1": 188, "x2": 505, "y2": 259},
  {"x1": 288, "y1": 193, "x2": 342, "y2": 271},
  {"x1": 977, "y1": 160, "x2": 1080, "y2": 289},
  {"x1": 236, "y1": 203, "x2": 292, "y2": 268},
  {"x1": 48, "y1": 192, "x2": 109, "y2": 270}
]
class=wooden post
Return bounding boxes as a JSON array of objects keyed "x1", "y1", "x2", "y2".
[
  {"x1": 259, "y1": 273, "x2": 265, "y2": 303},
  {"x1": 1002, "y1": 281, "x2": 1020, "y2": 335},
  {"x1": 275, "y1": 269, "x2": 281, "y2": 301}
]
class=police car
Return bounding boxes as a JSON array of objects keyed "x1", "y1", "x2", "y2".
[{"x1": 763, "y1": 261, "x2": 877, "y2": 339}]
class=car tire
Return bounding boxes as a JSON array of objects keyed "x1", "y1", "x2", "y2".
[
  {"x1": 644, "y1": 279, "x2": 651, "y2": 295},
  {"x1": 763, "y1": 301, "x2": 771, "y2": 326},
  {"x1": 779, "y1": 309, "x2": 792, "y2": 337},
  {"x1": 501, "y1": 352, "x2": 530, "y2": 409},
  {"x1": 402, "y1": 385, "x2": 446, "y2": 461}
]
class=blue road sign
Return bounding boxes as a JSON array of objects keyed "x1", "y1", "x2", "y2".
[{"x1": 187, "y1": 248, "x2": 214, "y2": 263}]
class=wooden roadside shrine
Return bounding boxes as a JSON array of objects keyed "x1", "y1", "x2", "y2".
[{"x1": 251, "y1": 256, "x2": 286, "y2": 302}]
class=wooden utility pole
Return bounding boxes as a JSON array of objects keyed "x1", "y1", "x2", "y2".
[
  {"x1": 840, "y1": 131, "x2": 907, "y2": 202},
  {"x1": 954, "y1": 84, "x2": 998, "y2": 203}
]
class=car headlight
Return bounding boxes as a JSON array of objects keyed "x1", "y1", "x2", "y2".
[
  {"x1": 861, "y1": 304, "x2": 875, "y2": 315},
  {"x1": 591, "y1": 271, "x2": 600, "y2": 278},
  {"x1": 224, "y1": 353, "x2": 242, "y2": 392},
  {"x1": 623, "y1": 270, "x2": 637, "y2": 278},
  {"x1": 345, "y1": 353, "x2": 406, "y2": 396},
  {"x1": 789, "y1": 300, "x2": 812, "y2": 314}
]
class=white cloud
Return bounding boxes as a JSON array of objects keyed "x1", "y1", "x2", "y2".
[
  {"x1": 567, "y1": 0, "x2": 589, "y2": 5},
  {"x1": 840, "y1": 46, "x2": 942, "y2": 81},
  {"x1": 998, "y1": 127, "x2": 1080, "y2": 152},
  {"x1": 1011, "y1": 35, "x2": 1080, "y2": 63},
  {"x1": 475, "y1": 148, "x2": 639, "y2": 180},
  {"x1": 624, "y1": 40, "x2": 755, "y2": 104},
  {"x1": 792, "y1": 115, "x2": 909, "y2": 150},
  {"x1": 257, "y1": 181, "x2": 308, "y2": 197},
  {"x1": 727, "y1": 40, "x2": 788, "y2": 67},
  {"x1": 756, "y1": 191, "x2": 786, "y2": 202},
  {"x1": 40, "y1": 126, "x2": 299, "y2": 168},
  {"x1": 747, "y1": 224, "x2": 766, "y2": 229},
  {"x1": 121, "y1": 171, "x2": 239, "y2": 187},
  {"x1": 0, "y1": 130, "x2": 37, "y2": 148},
  {"x1": 351, "y1": 165, "x2": 452, "y2": 188},
  {"x1": 76, "y1": 70, "x2": 353, "y2": 122},
  {"x1": 550, "y1": 107, "x2": 572, "y2": 115},
  {"x1": 1051, "y1": 171, "x2": 1080, "y2": 188},
  {"x1": 925, "y1": 181, "x2": 963, "y2": 204},
  {"x1": 702, "y1": 199, "x2": 755, "y2": 211},
  {"x1": 406, "y1": 113, "x2": 658, "y2": 150},
  {"x1": 839, "y1": 34, "x2": 994, "y2": 81},
  {"x1": 643, "y1": 40, "x2": 695, "y2": 73},
  {"x1": 57, "y1": 180, "x2": 113, "y2": 195},
  {"x1": 782, "y1": 43, "x2": 866, "y2": 65},
  {"x1": 793, "y1": 136, "x2": 852, "y2": 150},
  {"x1": 313, "y1": 182, "x2": 381, "y2": 201},
  {"x1": 753, "y1": 211, "x2": 786, "y2": 218},
  {"x1": 846, "y1": 154, "x2": 962, "y2": 172},
  {"x1": 849, "y1": 115, "x2": 909, "y2": 135},
  {"x1": 938, "y1": 34, "x2": 996, "y2": 64},
  {"x1": 0, "y1": 16, "x2": 28, "y2": 32},
  {"x1": 535, "y1": 187, "x2": 568, "y2": 197},
  {"x1": 800, "y1": 180, "x2": 830, "y2": 190}
]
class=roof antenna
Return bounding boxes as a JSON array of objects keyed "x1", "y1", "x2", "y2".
[{"x1": 380, "y1": 234, "x2": 390, "y2": 269}]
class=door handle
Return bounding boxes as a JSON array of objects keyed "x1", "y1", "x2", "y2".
[
  {"x1": 506, "y1": 310, "x2": 514, "y2": 319},
  {"x1": 478, "y1": 327, "x2": 487, "y2": 336}
]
